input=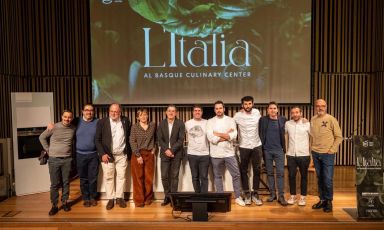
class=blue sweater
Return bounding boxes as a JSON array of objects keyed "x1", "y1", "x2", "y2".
[
  {"x1": 76, "y1": 118, "x2": 99, "y2": 154},
  {"x1": 259, "y1": 116, "x2": 287, "y2": 152}
]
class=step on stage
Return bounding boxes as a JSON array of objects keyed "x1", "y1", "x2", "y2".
[{"x1": 0, "y1": 167, "x2": 382, "y2": 229}]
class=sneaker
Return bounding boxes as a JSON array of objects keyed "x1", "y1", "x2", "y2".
[
  {"x1": 298, "y1": 196, "x2": 306, "y2": 206},
  {"x1": 48, "y1": 206, "x2": 59, "y2": 216},
  {"x1": 244, "y1": 193, "x2": 252, "y2": 205},
  {"x1": 235, "y1": 197, "x2": 246, "y2": 207},
  {"x1": 252, "y1": 194, "x2": 263, "y2": 206},
  {"x1": 287, "y1": 195, "x2": 296, "y2": 205}
]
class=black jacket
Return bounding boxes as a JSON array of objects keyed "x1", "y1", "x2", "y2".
[
  {"x1": 95, "y1": 116, "x2": 132, "y2": 160},
  {"x1": 156, "y1": 118, "x2": 185, "y2": 159},
  {"x1": 258, "y1": 115, "x2": 287, "y2": 153}
]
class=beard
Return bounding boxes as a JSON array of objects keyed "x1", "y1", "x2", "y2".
[{"x1": 244, "y1": 107, "x2": 252, "y2": 112}]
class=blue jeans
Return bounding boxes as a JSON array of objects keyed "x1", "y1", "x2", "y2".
[
  {"x1": 312, "y1": 151, "x2": 335, "y2": 201},
  {"x1": 264, "y1": 149, "x2": 285, "y2": 196},
  {"x1": 77, "y1": 153, "x2": 99, "y2": 200}
]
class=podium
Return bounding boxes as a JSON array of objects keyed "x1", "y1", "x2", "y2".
[{"x1": 353, "y1": 135, "x2": 384, "y2": 219}]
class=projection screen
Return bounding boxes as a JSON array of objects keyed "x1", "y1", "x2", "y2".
[{"x1": 90, "y1": 0, "x2": 311, "y2": 104}]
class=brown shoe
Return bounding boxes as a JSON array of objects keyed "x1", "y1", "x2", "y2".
[
  {"x1": 145, "y1": 199, "x2": 153, "y2": 205},
  {"x1": 83, "y1": 200, "x2": 91, "y2": 207},
  {"x1": 116, "y1": 198, "x2": 127, "y2": 208},
  {"x1": 90, "y1": 199, "x2": 97, "y2": 206},
  {"x1": 106, "y1": 199, "x2": 114, "y2": 210}
]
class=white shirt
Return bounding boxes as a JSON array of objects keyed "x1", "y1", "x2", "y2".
[
  {"x1": 110, "y1": 118, "x2": 126, "y2": 154},
  {"x1": 285, "y1": 119, "x2": 310, "y2": 157},
  {"x1": 206, "y1": 115, "x2": 237, "y2": 158},
  {"x1": 234, "y1": 108, "x2": 262, "y2": 149},
  {"x1": 185, "y1": 119, "x2": 209, "y2": 156},
  {"x1": 168, "y1": 120, "x2": 174, "y2": 148}
]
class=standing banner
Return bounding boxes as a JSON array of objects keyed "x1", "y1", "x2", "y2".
[{"x1": 354, "y1": 135, "x2": 384, "y2": 219}]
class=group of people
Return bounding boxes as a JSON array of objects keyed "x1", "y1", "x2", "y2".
[{"x1": 39, "y1": 97, "x2": 342, "y2": 216}]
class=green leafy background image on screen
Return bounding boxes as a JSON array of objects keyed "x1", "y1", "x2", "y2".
[{"x1": 90, "y1": 0, "x2": 311, "y2": 104}]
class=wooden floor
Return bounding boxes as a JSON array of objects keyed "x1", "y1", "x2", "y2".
[{"x1": 0, "y1": 166, "x2": 383, "y2": 229}]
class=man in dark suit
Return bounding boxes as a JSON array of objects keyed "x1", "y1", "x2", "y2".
[
  {"x1": 95, "y1": 103, "x2": 131, "y2": 210},
  {"x1": 157, "y1": 105, "x2": 185, "y2": 206}
]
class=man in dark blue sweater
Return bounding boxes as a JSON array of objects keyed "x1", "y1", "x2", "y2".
[
  {"x1": 73, "y1": 104, "x2": 99, "y2": 207},
  {"x1": 259, "y1": 101, "x2": 288, "y2": 206}
]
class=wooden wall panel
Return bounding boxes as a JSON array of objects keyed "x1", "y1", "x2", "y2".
[
  {"x1": 0, "y1": 0, "x2": 90, "y2": 76},
  {"x1": 1, "y1": 0, "x2": 384, "y2": 166}
]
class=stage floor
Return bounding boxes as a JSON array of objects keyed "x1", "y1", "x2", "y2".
[{"x1": 0, "y1": 166, "x2": 383, "y2": 229}]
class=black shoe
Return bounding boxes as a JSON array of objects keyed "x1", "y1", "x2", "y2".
[
  {"x1": 323, "y1": 200, "x2": 333, "y2": 212},
  {"x1": 106, "y1": 199, "x2": 115, "y2": 210},
  {"x1": 278, "y1": 196, "x2": 288, "y2": 206},
  {"x1": 161, "y1": 197, "x2": 171, "y2": 206},
  {"x1": 312, "y1": 200, "x2": 325, "y2": 209},
  {"x1": 48, "y1": 206, "x2": 59, "y2": 216},
  {"x1": 62, "y1": 202, "x2": 71, "y2": 212},
  {"x1": 83, "y1": 200, "x2": 91, "y2": 207},
  {"x1": 116, "y1": 198, "x2": 127, "y2": 208},
  {"x1": 266, "y1": 194, "x2": 277, "y2": 202}
]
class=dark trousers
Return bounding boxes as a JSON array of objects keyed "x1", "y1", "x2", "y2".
[
  {"x1": 187, "y1": 154, "x2": 210, "y2": 193},
  {"x1": 264, "y1": 149, "x2": 285, "y2": 196},
  {"x1": 131, "y1": 150, "x2": 155, "y2": 206},
  {"x1": 312, "y1": 151, "x2": 335, "y2": 201},
  {"x1": 76, "y1": 152, "x2": 99, "y2": 201},
  {"x1": 239, "y1": 146, "x2": 263, "y2": 193},
  {"x1": 161, "y1": 155, "x2": 182, "y2": 197},
  {"x1": 286, "y1": 155, "x2": 310, "y2": 196},
  {"x1": 48, "y1": 157, "x2": 72, "y2": 206}
]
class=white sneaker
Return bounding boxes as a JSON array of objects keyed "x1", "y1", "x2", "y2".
[
  {"x1": 235, "y1": 197, "x2": 246, "y2": 207},
  {"x1": 287, "y1": 195, "x2": 296, "y2": 205},
  {"x1": 298, "y1": 196, "x2": 306, "y2": 206},
  {"x1": 252, "y1": 194, "x2": 263, "y2": 206},
  {"x1": 244, "y1": 197, "x2": 252, "y2": 205}
]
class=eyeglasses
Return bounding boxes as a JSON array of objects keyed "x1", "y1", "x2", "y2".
[{"x1": 84, "y1": 109, "x2": 94, "y2": 112}]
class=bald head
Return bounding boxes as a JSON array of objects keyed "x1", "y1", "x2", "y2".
[
  {"x1": 109, "y1": 103, "x2": 122, "y2": 121},
  {"x1": 315, "y1": 99, "x2": 327, "y2": 105},
  {"x1": 315, "y1": 99, "x2": 327, "y2": 116}
]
